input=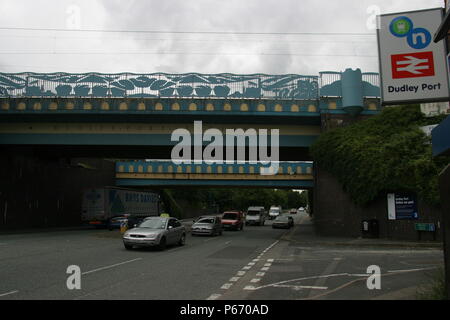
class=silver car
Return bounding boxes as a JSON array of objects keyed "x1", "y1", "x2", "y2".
[
  {"x1": 191, "y1": 216, "x2": 223, "y2": 236},
  {"x1": 123, "y1": 216, "x2": 186, "y2": 250}
]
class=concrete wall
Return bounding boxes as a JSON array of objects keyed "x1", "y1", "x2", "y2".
[
  {"x1": 313, "y1": 167, "x2": 443, "y2": 241},
  {"x1": 0, "y1": 149, "x2": 115, "y2": 230}
]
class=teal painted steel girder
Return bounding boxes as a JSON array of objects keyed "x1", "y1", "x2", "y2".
[
  {"x1": 116, "y1": 160, "x2": 313, "y2": 175},
  {"x1": 116, "y1": 178, "x2": 314, "y2": 188}
]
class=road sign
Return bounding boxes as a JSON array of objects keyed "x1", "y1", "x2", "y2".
[
  {"x1": 387, "y1": 193, "x2": 419, "y2": 220},
  {"x1": 377, "y1": 8, "x2": 450, "y2": 104}
]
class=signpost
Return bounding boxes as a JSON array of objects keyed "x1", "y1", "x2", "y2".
[{"x1": 377, "y1": 8, "x2": 450, "y2": 105}]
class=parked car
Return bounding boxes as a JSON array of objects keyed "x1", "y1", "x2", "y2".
[
  {"x1": 272, "y1": 215, "x2": 294, "y2": 229},
  {"x1": 245, "y1": 206, "x2": 266, "y2": 226},
  {"x1": 222, "y1": 211, "x2": 245, "y2": 231},
  {"x1": 122, "y1": 216, "x2": 186, "y2": 250},
  {"x1": 289, "y1": 208, "x2": 298, "y2": 215},
  {"x1": 191, "y1": 216, "x2": 223, "y2": 236}
]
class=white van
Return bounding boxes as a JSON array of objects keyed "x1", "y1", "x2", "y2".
[
  {"x1": 245, "y1": 206, "x2": 266, "y2": 226},
  {"x1": 269, "y1": 206, "x2": 282, "y2": 220}
]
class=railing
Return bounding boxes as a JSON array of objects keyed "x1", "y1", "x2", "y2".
[{"x1": 0, "y1": 72, "x2": 319, "y2": 100}]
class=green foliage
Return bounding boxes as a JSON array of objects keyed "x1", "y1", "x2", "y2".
[
  {"x1": 160, "y1": 189, "x2": 184, "y2": 219},
  {"x1": 310, "y1": 105, "x2": 449, "y2": 206},
  {"x1": 169, "y1": 188, "x2": 308, "y2": 213}
]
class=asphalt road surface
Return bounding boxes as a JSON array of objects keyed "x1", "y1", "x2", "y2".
[{"x1": 0, "y1": 213, "x2": 443, "y2": 300}]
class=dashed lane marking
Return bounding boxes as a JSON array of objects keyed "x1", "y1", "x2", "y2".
[
  {"x1": 0, "y1": 290, "x2": 19, "y2": 298},
  {"x1": 206, "y1": 294, "x2": 222, "y2": 300}
]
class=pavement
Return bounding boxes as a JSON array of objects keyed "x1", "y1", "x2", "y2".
[{"x1": 281, "y1": 214, "x2": 443, "y2": 249}]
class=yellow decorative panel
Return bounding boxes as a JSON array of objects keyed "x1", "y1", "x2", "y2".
[
  {"x1": 33, "y1": 103, "x2": 41, "y2": 110},
  {"x1": 228, "y1": 167, "x2": 233, "y2": 174},
  {"x1": 168, "y1": 165, "x2": 173, "y2": 173},
  {"x1": 206, "y1": 103, "x2": 214, "y2": 111},
  {"x1": 291, "y1": 104, "x2": 299, "y2": 112},
  {"x1": 186, "y1": 166, "x2": 192, "y2": 173},
  {"x1": 189, "y1": 103, "x2": 197, "y2": 111},
  {"x1": 1, "y1": 102, "x2": 10, "y2": 110},
  {"x1": 306, "y1": 167, "x2": 312, "y2": 174},
  {"x1": 217, "y1": 166, "x2": 223, "y2": 174},
  {"x1": 240, "y1": 103, "x2": 249, "y2": 112},
  {"x1": 224, "y1": 103, "x2": 231, "y2": 111},
  {"x1": 83, "y1": 102, "x2": 92, "y2": 110},
  {"x1": 257, "y1": 104, "x2": 266, "y2": 112},
  {"x1": 278, "y1": 167, "x2": 283, "y2": 174},
  {"x1": 196, "y1": 166, "x2": 202, "y2": 173},
  {"x1": 328, "y1": 102, "x2": 337, "y2": 110},
  {"x1": 118, "y1": 165, "x2": 124, "y2": 173},
  {"x1": 177, "y1": 166, "x2": 182, "y2": 173},
  {"x1": 17, "y1": 102, "x2": 26, "y2": 110},
  {"x1": 296, "y1": 167, "x2": 302, "y2": 174},
  {"x1": 137, "y1": 102, "x2": 146, "y2": 111},
  {"x1": 119, "y1": 102, "x2": 128, "y2": 110},
  {"x1": 48, "y1": 102, "x2": 58, "y2": 110},
  {"x1": 308, "y1": 105, "x2": 317, "y2": 112},
  {"x1": 171, "y1": 103, "x2": 180, "y2": 111},
  {"x1": 128, "y1": 165, "x2": 134, "y2": 173},
  {"x1": 147, "y1": 166, "x2": 153, "y2": 173},
  {"x1": 275, "y1": 104, "x2": 283, "y2": 112},
  {"x1": 207, "y1": 166, "x2": 212, "y2": 173},
  {"x1": 101, "y1": 102, "x2": 109, "y2": 110},
  {"x1": 138, "y1": 165, "x2": 143, "y2": 173},
  {"x1": 65, "y1": 102, "x2": 74, "y2": 110},
  {"x1": 239, "y1": 166, "x2": 244, "y2": 174},
  {"x1": 155, "y1": 102, "x2": 163, "y2": 111},
  {"x1": 249, "y1": 166, "x2": 255, "y2": 174}
]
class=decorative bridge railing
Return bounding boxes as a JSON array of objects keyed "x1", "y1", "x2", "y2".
[{"x1": 0, "y1": 72, "x2": 380, "y2": 100}]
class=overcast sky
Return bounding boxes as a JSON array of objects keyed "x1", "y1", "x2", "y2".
[{"x1": 0, "y1": 0, "x2": 444, "y2": 75}]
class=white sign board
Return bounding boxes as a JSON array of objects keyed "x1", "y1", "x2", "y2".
[
  {"x1": 377, "y1": 8, "x2": 450, "y2": 105},
  {"x1": 387, "y1": 193, "x2": 396, "y2": 220}
]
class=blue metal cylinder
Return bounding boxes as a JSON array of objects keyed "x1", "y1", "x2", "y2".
[{"x1": 341, "y1": 68, "x2": 363, "y2": 116}]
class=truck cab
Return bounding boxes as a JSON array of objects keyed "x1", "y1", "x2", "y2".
[{"x1": 269, "y1": 206, "x2": 282, "y2": 220}]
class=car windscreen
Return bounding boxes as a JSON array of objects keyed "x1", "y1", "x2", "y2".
[
  {"x1": 223, "y1": 213, "x2": 238, "y2": 220},
  {"x1": 197, "y1": 218, "x2": 215, "y2": 224},
  {"x1": 138, "y1": 218, "x2": 167, "y2": 229},
  {"x1": 275, "y1": 216, "x2": 288, "y2": 221},
  {"x1": 247, "y1": 211, "x2": 260, "y2": 216}
]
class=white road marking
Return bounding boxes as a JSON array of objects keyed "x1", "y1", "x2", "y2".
[
  {"x1": 273, "y1": 284, "x2": 328, "y2": 290},
  {"x1": 251, "y1": 278, "x2": 261, "y2": 283},
  {"x1": 206, "y1": 294, "x2": 222, "y2": 300},
  {"x1": 248, "y1": 262, "x2": 256, "y2": 266},
  {"x1": 0, "y1": 290, "x2": 19, "y2": 297},
  {"x1": 225, "y1": 241, "x2": 232, "y2": 245},
  {"x1": 244, "y1": 286, "x2": 257, "y2": 290},
  {"x1": 267, "y1": 259, "x2": 274, "y2": 262},
  {"x1": 252, "y1": 259, "x2": 260, "y2": 262},
  {"x1": 242, "y1": 266, "x2": 252, "y2": 270},
  {"x1": 264, "y1": 263, "x2": 272, "y2": 267},
  {"x1": 230, "y1": 277, "x2": 240, "y2": 282},
  {"x1": 237, "y1": 271, "x2": 246, "y2": 276},
  {"x1": 388, "y1": 267, "x2": 437, "y2": 273},
  {"x1": 256, "y1": 272, "x2": 265, "y2": 277},
  {"x1": 82, "y1": 258, "x2": 142, "y2": 275},
  {"x1": 261, "y1": 267, "x2": 269, "y2": 271},
  {"x1": 221, "y1": 283, "x2": 233, "y2": 290}
]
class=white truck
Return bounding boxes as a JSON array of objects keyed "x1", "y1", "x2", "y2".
[
  {"x1": 245, "y1": 206, "x2": 266, "y2": 226},
  {"x1": 81, "y1": 187, "x2": 160, "y2": 227},
  {"x1": 269, "y1": 206, "x2": 282, "y2": 220}
]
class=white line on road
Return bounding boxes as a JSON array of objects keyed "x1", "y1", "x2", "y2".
[
  {"x1": 230, "y1": 277, "x2": 240, "y2": 282},
  {"x1": 82, "y1": 258, "x2": 142, "y2": 275},
  {"x1": 251, "y1": 278, "x2": 261, "y2": 283},
  {"x1": 242, "y1": 266, "x2": 252, "y2": 270},
  {"x1": 256, "y1": 272, "x2": 265, "y2": 277},
  {"x1": 264, "y1": 263, "x2": 272, "y2": 267},
  {"x1": 388, "y1": 267, "x2": 437, "y2": 273},
  {"x1": 206, "y1": 294, "x2": 222, "y2": 300},
  {"x1": 273, "y1": 284, "x2": 328, "y2": 290},
  {"x1": 261, "y1": 267, "x2": 269, "y2": 271},
  {"x1": 267, "y1": 259, "x2": 274, "y2": 262},
  {"x1": 0, "y1": 290, "x2": 19, "y2": 297},
  {"x1": 221, "y1": 283, "x2": 233, "y2": 290},
  {"x1": 237, "y1": 271, "x2": 246, "y2": 276},
  {"x1": 244, "y1": 286, "x2": 257, "y2": 291},
  {"x1": 248, "y1": 262, "x2": 256, "y2": 266}
]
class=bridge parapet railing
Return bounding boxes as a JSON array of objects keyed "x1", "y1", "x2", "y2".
[
  {"x1": 0, "y1": 72, "x2": 320, "y2": 100},
  {"x1": 116, "y1": 160, "x2": 314, "y2": 176}
]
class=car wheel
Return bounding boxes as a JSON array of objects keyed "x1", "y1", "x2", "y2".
[
  {"x1": 178, "y1": 233, "x2": 186, "y2": 246},
  {"x1": 124, "y1": 244, "x2": 133, "y2": 250},
  {"x1": 158, "y1": 237, "x2": 167, "y2": 251}
]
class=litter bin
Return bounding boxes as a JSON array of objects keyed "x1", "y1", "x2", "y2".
[{"x1": 361, "y1": 219, "x2": 379, "y2": 238}]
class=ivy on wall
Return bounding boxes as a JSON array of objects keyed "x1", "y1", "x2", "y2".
[{"x1": 310, "y1": 105, "x2": 449, "y2": 206}]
